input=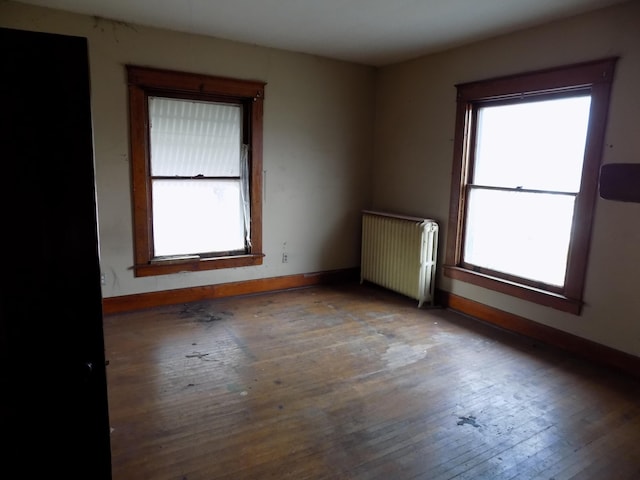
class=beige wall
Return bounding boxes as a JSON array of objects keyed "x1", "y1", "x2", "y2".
[
  {"x1": 1, "y1": 1, "x2": 375, "y2": 297},
  {"x1": 373, "y1": 1, "x2": 640, "y2": 357}
]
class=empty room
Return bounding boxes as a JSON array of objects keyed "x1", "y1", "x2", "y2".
[{"x1": 2, "y1": 0, "x2": 639, "y2": 478}]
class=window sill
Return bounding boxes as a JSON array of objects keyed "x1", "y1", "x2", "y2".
[
  {"x1": 443, "y1": 265, "x2": 582, "y2": 315},
  {"x1": 134, "y1": 253, "x2": 264, "y2": 277}
]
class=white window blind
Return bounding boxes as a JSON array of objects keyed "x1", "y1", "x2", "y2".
[{"x1": 149, "y1": 97, "x2": 246, "y2": 257}]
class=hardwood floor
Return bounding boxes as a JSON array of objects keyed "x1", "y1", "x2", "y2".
[{"x1": 103, "y1": 282, "x2": 640, "y2": 479}]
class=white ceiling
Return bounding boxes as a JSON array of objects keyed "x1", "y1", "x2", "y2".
[{"x1": 17, "y1": 0, "x2": 628, "y2": 66}]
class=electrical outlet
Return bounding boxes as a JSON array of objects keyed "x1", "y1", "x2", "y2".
[
  {"x1": 101, "y1": 273, "x2": 106, "y2": 285},
  {"x1": 282, "y1": 253, "x2": 288, "y2": 263}
]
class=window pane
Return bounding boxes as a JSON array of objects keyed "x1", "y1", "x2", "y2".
[
  {"x1": 473, "y1": 96, "x2": 591, "y2": 192},
  {"x1": 149, "y1": 97, "x2": 241, "y2": 177},
  {"x1": 152, "y1": 179, "x2": 244, "y2": 256},
  {"x1": 463, "y1": 188, "x2": 575, "y2": 286}
]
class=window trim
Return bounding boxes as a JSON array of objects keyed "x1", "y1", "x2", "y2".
[
  {"x1": 126, "y1": 65, "x2": 265, "y2": 277},
  {"x1": 443, "y1": 58, "x2": 618, "y2": 315}
]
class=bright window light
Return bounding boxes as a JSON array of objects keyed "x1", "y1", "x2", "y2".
[
  {"x1": 463, "y1": 95, "x2": 591, "y2": 286},
  {"x1": 464, "y1": 189, "x2": 575, "y2": 286},
  {"x1": 152, "y1": 179, "x2": 243, "y2": 257},
  {"x1": 149, "y1": 97, "x2": 245, "y2": 257}
]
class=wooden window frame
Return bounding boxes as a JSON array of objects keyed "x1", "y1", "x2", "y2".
[
  {"x1": 127, "y1": 65, "x2": 265, "y2": 277},
  {"x1": 444, "y1": 58, "x2": 617, "y2": 315}
]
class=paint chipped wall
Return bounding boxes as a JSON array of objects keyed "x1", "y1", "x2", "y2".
[{"x1": 0, "y1": 1, "x2": 376, "y2": 297}]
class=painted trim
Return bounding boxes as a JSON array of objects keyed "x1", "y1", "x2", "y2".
[
  {"x1": 437, "y1": 290, "x2": 640, "y2": 380},
  {"x1": 102, "y1": 268, "x2": 359, "y2": 315}
]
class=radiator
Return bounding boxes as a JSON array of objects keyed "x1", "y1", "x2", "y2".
[{"x1": 360, "y1": 210, "x2": 438, "y2": 307}]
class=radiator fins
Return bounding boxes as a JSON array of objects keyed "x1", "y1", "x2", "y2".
[{"x1": 360, "y1": 210, "x2": 438, "y2": 308}]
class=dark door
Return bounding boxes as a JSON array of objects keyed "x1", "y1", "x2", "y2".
[{"x1": 0, "y1": 27, "x2": 112, "y2": 478}]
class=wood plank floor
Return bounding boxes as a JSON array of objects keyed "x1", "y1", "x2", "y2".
[{"x1": 103, "y1": 282, "x2": 640, "y2": 479}]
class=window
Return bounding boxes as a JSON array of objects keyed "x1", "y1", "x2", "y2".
[
  {"x1": 127, "y1": 65, "x2": 265, "y2": 277},
  {"x1": 444, "y1": 58, "x2": 617, "y2": 314}
]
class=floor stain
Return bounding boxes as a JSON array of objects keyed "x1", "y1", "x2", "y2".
[
  {"x1": 179, "y1": 304, "x2": 234, "y2": 324},
  {"x1": 185, "y1": 352, "x2": 210, "y2": 359},
  {"x1": 457, "y1": 415, "x2": 481, "y2": 428}
]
